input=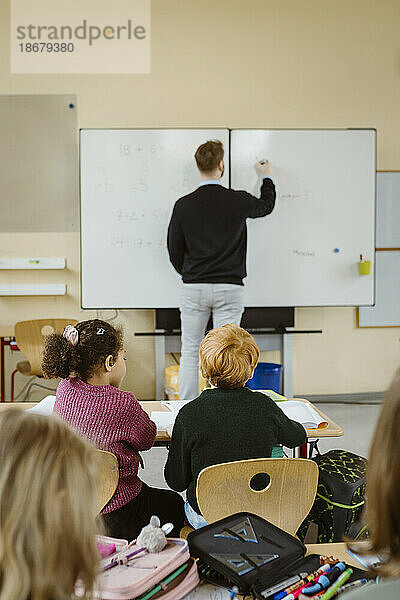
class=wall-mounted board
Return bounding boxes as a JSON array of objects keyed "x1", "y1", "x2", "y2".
[
  {"x1": 0, "y1": 258, "x2": 66, "y2": 269},
  {"x1": 80, "y1": 128, "x2": 375, "y2": 309},
  {"x1": 0, "y1": 284, "x2": 66, "y2": 296},
  {"x1": 81, "y1": 129, "x2": 230, "y2": 308},
  {"x1": 358, "y1": 251, "x2": 400, "y2": 327},
  {"x1": 0, "y1": 95, "x2": 78, "y2": 232},
  {"x1": 231, "y1": 129, "x2": 375, "y2": 307},
  {"x1": 376, "y1": 172, "x2": 400, "y2": 248}
]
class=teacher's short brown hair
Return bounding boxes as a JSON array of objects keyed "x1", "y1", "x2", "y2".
[
  {"x1": 200, "y1": 324, "x2": 259, "y2": 389},
  {"x1": 195, "y1": 140, "x2": 224, "y2": 174}
]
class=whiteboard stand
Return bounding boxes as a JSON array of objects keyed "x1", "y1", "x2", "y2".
[
  {"x1": 282, "y1": 331, "x2": 293, "y2": 397},
  {"x1": 140, "y1": 328, "x2": 321, "y2": 400}
]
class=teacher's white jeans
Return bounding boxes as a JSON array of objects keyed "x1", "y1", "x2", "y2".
[{"x1": 179, "y1": 283, "x2": 244, "y2": 401}]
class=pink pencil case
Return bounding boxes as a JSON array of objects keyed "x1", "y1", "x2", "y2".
[
  {"x1": 147, "y1": 558, "x2": 199, "y2": 600},
  {"x1": 95, "y1": 536, "x2": 197, "y2": 600},
  {"x1": 97, "y1": 535, "x2": 129, "y2": 569}
]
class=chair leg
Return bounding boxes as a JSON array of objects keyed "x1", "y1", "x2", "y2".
[
  {"x1": 10, "y1": 369, "x2": 18, "y2": 402},
  {"x1": 22, "y1": 379, "x2": 38, "y2": 402},
  {"x1": 11, "y1": 374, "x2": 56, "y2": 403}
]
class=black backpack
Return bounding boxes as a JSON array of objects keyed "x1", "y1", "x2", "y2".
[{"x1": 298, "y1": 449, "x2": 367, "y2": 543}]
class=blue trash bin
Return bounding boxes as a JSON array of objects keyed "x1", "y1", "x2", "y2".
[{"x1": 246, "y1": 362, "x2": 282, "y2": 393}]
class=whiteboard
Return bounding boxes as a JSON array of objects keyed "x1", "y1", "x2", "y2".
[
  {"x1": 81, "y1": 129, "x2": 375, "y2": 309},
  {"x1": 80, "y1": 129, "x2": 230, "y2": 308},
  {"x1": 376, "y1": 172, "x2": 400, "y2": 248},
  {"x1": 231, "y1": 130, "x2": 375, "y2": 306},
  {"x1": 358, "y1": 251, "x2": 400, "y2": 327}
]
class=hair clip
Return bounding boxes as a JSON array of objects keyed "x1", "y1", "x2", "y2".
[
  {"x1": 97, "y1": 327, "x2": 105, "y2": 335},
  {"x1": 63, "y1": 325, "x2": 79, "y2": 346}
]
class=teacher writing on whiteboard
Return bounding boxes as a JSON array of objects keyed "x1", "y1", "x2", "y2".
[{"x1": 167, "y1": 140, "x2": 276, "y2": 401}]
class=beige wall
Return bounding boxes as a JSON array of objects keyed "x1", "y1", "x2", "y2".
[{"x1": 1, "y1": 0, "x2": 399, "y2": 397}]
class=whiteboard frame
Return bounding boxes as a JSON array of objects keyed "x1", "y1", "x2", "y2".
[{"x1": 79, "y1": 127, "x2": 376, "y2": 310}]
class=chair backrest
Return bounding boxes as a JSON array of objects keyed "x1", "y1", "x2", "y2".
[
  {"x1": 14, "y1": 319, "x2": 78, "y2": 375},
  {"x1": 96, "y1": 450, "x2": 119, "y2": 513},
  {"x1": 196, "y1": 458, "x2": 319, "y2": 536}
]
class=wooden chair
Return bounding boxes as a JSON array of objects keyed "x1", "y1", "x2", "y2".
[
  {"x1": 11, "y1": 319, "x2": 78, "y2": 401},
  {"x1": 196, "y1": 458, "x2": 319, "y2": 537},
  {"x1": 96, "y1": 450, "x2": 119, "y2": 513}
]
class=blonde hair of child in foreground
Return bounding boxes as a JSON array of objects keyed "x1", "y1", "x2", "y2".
[
  {"x1": 200, "y1": 323, "x2": 260, "y2": 388},
  {"x1": 0, "y1": 409, "x2": 100, "y2": 600},
  {"x1": 348, "y1": 368, "x2": 400, "y2": 580}
]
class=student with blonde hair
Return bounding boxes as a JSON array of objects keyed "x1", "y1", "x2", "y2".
[
  {"x1": 344, "y1": 369, "x2": 400, "y2": 599},
  {"x1": 164, "y1": 323, "x2": 306, "y2": 529},
  {"x1": 0, "y1": 409, "x2": 99, "y2": 600}
]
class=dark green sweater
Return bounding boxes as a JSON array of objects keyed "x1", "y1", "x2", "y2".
[{"x1": 164, "y1": 387, "x2": 307, "y2": 513}]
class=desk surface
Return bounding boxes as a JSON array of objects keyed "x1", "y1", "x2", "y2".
[
  {"x1": 298, "y1": 399, "x2": 344, "y2": 439},
  {"x1": 0, "y1": 398, "x2": 343, "y2": 444},
  {"x1": 306, "y1": 542, "x2": 368, "y2": 570},
  {"x1": 140, "y1": 398, "x2": 343, "y2": 443}
]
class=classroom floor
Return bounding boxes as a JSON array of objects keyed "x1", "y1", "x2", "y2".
[{"x1": 140, "y1": 402, "x2": 381, "y2": 490}]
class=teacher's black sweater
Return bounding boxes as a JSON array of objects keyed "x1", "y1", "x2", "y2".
[
  {"x1": 167, "y1": 179, "x2": 276, "y2": 285},
  {"x1": 164, "y1": 387, "x2": 306, "y2": 513}
]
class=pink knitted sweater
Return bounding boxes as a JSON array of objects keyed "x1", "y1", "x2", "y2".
[{"x1": 54, "y1": 378, "x2": 157, "y2": 513}]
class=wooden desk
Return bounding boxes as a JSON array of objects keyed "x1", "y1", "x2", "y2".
[
  {"x1": 301, "y1": 400, "x2": 344, "y2": 439},
  {"x1": 296, "y1": 398, "x2": 344, "y2": 457},
  {"x1": 0, "y1": 400, "x2": 171, "y2": 446},
  {"x1": 306, "y1": 542, "x2": 368, "y2": 570},
  {"x1": 0, "y1": 399, "x2": 343, "y2": 452},
  {"x1": 140, "y1": 399, "x2": 344, "y2": 453},
  {"x1": 140, "y1": 400, "x2": 171, "y2": 445},
  {"x1": 0, "y1": 402, "x2": 39, "y2": 411}
]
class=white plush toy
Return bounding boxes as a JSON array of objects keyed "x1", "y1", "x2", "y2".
[
  {"x1": 103, "y1": 516, "x2": 175, "y2": 571},
  {"x1": 136, "y1": 516, "x2": 173, "y2": 553}
]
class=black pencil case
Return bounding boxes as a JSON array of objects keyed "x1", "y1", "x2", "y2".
[{"x1": 188, "y1": 512, "x2": 322, "y2": 599}]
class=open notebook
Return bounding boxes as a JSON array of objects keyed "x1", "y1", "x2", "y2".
[
  {"x1": 273, "y1": 400, "x2": 328, "y2": 429},
  {"x1": 151, "y1": 393, "x2": 328, "y2": 432},
  {"x1": 256, "y1": 391, "x2": 328, "y2": 429},
  {"x1": 150, "y1": 400, "x2": 191, "y2": 432},
  {"x1": 150, "y1": 411, "x2": 176, "y2": 432}
]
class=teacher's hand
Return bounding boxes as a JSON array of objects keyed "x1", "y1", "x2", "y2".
[{"x1": 256, "y1": 160, "x2": 271, "y2": 177}]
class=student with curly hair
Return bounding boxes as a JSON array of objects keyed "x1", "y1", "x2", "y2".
[{"x1": 42, "y1": 318, "x2": 185, "y2": 540}]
